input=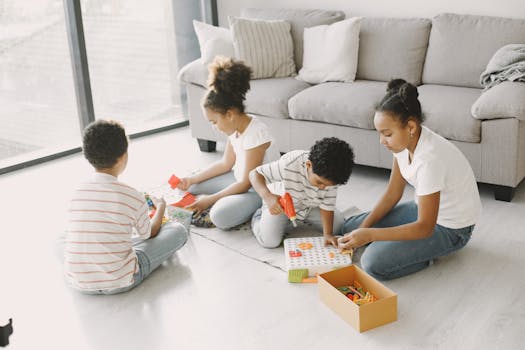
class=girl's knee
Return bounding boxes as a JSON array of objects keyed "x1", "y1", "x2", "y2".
[{"x1": 360, "y1": 250, "x2": 388, "y2": 281}]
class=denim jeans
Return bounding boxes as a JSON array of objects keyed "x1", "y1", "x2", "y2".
[
  {"x1": 341, "y1": 201, "x2": 474, "y2": 280},
  {"x1": 188, "y1": 172, "x2": 262, "y2": 230},
  {"x1": 57, "y1": 222, "x2": 188, "y2": 295},
  {"x1": 251, "y1": 206, "x2": 344, "y2": 248}
]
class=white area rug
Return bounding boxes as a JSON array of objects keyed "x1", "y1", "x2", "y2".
[{"x1": 189, "y1": 206, "x2": 363, "y2": 272}]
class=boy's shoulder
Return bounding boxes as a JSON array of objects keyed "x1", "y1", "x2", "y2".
[{"x1": 281, "y1": 150, "x2": 309, "y2": 165}]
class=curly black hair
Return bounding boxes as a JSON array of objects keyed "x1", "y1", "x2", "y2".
[
  {"x1": 203, "y1": 56, "x2": 253, "y2": 114},
  {"x1": 309, "y1": 137, "x2": 354, "y2": 185},
  {"x1": 82, "y1": 120, "x2": 128, "y2": 169}
]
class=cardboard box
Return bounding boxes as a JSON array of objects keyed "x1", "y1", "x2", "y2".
[{"x1": 318, "y1": 265, "x2": 397, "y2": 332}]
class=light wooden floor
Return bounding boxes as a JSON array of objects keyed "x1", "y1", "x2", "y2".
[{"x1": 1, "y1": 126, "x2": 524, "y2": 350}]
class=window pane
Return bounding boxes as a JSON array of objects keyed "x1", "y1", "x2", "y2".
[
  {"x1": 81, "y1": 0, "x2": 185, "y2": 134},
  {"x1": 0, "y1": 0, "x2": 80, "y2": 166}
]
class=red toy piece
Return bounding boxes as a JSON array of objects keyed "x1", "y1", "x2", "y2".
[
  {"x1": 170, "y1": 192, "x2": 196, "y2": 208},
  {"x1": 279, "y1": 192, "x2": 297, "y2": 227},
  {"x1": 289, "y1": 250, "x2": 302, "y2": 258},
  {"x1": 168, "y1": 174, "x2": 181, "y2": 189}
]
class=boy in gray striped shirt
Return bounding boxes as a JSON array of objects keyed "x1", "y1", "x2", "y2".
[{"x1": 249, "y1": 137, "x2": 354, "y2": 248}]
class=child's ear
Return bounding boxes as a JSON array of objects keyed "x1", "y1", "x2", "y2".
[{"x1": 305, "y1": 160, "x2": 312, "y2": 169}]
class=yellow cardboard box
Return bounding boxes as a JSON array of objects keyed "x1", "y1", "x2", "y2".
[{"x1": 318, "y1": 265, "x2": 397, "y2": 332}]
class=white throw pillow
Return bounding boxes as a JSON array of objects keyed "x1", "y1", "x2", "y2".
[
  {"x1": 193, "y1": 20, "x2": 234, "y2": 64},
  {"x1": 298, "y1": 17, "x2": 362, "y2": 84},
  {"x1": 229, "y1": 16, "x2": 296, "y2": 79}
]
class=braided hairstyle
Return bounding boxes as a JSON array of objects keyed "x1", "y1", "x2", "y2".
[
  {"x1": 376, "y1": 79, "x2": 424, "y2": 125},
  {"x1": 203, "y1": 56, "x2": 253, "y2": 114}
]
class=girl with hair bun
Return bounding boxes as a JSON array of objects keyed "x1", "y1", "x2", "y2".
[
  {"x1": 339, "y1": 78, "x2": 481, "y2": 280},
  {"x1": 177, "y1": 56, "x2": 280, "y2": 229}
]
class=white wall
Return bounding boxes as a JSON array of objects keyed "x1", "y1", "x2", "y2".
[{"x1": 217, "y1": 0, "x2": 525, "y2": 26}]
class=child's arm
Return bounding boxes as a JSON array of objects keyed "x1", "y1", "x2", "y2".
[
  {"x1": 249, "y1": 168, "x2": 282, "y2": 215},
  {"x1": 358, "y1": 158, "x2": 406, "y2": 229},
  {"x1": 320, "y1": 209, "x2": 338, "y2": 247},
  {"x1": 178, "y1": 141, "x2": 236, "y2": 190},
  {"x1": 149, "y1": 198, "x2": 166, "y2": 239}
]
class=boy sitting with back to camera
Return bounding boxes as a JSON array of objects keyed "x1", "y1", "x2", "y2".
[
  {"x1": 249, "y1": 137, "x2": 354, "y2": 249},
  {"x1": 60, "y1": 120, "x2": 187, "y2": 294}
]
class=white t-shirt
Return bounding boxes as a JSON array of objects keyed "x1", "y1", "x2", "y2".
[
  {"x1": 394, "y1": 126, "x2": 481, "y2": 228},
  {"x1": 229, "y1": 116, "x2": 280, "y2": 182}
]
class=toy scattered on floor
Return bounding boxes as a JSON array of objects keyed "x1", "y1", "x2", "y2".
[
  {"x1": 165, "y1": 205, "x2": 193, "y2": 232},
  {"x1": 279, "y1": 192, "x2": 297, "y2": 227},
  {"x1": 337, "y1": 280, "x2": 378, "y2": 306},
  {"x1": 284, "y1": 236, "x2": 352, "y2": 283},
  {"x1": 191, "y1": 208, "x2": 215, "y2": 228}
]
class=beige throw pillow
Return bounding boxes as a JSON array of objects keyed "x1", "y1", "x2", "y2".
[
  {"x1": 229, "y1": 17, "x2": 296, "y2": 79},
  {"x1": 298, "y1": 17, "x2": 362, "y2": 84}
]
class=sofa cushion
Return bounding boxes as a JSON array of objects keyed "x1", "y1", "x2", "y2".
[
  {"x1": 229, "y1": 17, "x2": 296, "y2": 79},
  {"x1": 241, "y1": 8, "x2": 345, "y2": 70},
  {"x1": 288, "y1": 80, "x2": 387, "y2": 129},
  {"x1": 245, "y1": 78, "x2": 311, "y2": 119},
  {"x1": 193, "y1": 20, "x2": 234, "y2": 64},
  {"x1": 178, "y1": 59, "x2": 209, "y2": 87},
  {"x1": 471, "y1": 82, "x2": 525, "y2": 121},
  {"x1": 422, "y1": 13, "x2": 525, "y2": 88},
  {"x1": 298, "y1": 17, "x2": 362, "y2": 84},
  {"x1": 418, "y1": 85, "x2": 482, "y2": 143},
  {"x1": 356, "y1": 17, "x2": 431, "y2": 85}
]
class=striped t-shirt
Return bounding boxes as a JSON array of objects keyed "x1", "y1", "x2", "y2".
[
  {"x1": 64, "y1": 172, "x2": 151, "y2": 291},
  {"x1": 255, "y1": 150, "x2": 339, "y2": 220}
]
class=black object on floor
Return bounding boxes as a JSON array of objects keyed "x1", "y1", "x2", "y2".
[{"x1": 0, "y1": 318, "x2": 13, "y2": 347}]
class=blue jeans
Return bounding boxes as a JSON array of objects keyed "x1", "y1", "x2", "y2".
[
  {"x1": 57, "y1": 223, "x2": 188, "y2": 295},
  {"x1": 341, "y1": 201, "x2": 474, "y2": 280},
  {"x1": 188, "y1": 172, "x2": 262, "y2": 230}
]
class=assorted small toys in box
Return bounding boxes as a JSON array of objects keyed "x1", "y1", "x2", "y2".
[{"x1": 336, "y1": 280, "x2": 378, "y2": 306}]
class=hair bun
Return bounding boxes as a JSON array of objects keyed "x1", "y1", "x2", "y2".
[
  {"x1": 207, "y1": 56, "x2": 252, "y2": 99},
  {"x1": 398, "y1": 82, "x2": 419, "y2": 102},
  {"x1": 386, "y1": 78, "x2": 407, "y2": 93}
]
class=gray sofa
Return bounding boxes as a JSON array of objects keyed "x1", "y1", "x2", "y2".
[{"x1": 179, "y1": 9, "x2": 525, "y2": 201}]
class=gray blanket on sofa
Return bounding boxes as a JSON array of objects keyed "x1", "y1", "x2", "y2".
[{"x1": 480, "y1": 44, "x2": 525, "y2": 89}]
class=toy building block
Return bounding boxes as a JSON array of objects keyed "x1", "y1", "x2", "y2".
[
  {"x1": 171, "y1": 192, "x2": 196, "y2": 208},
  {"x1": 168, "y1": 174, "x2": 181, "y2": 189},
  {"x1": 288, "y1": 269, "x2": 309, "y2": 283},
  {"x1": 279, "y1": 192, "x2": 297, "y2": 227}
]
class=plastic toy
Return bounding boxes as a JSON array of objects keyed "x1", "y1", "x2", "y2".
[
  {"x1": 337, "y1": 283, "x2": 378, "y2": 306},
  {"x1": 168, "y1": 174, "x2": 181, "y2": 189},
  {"x1": 284, "y1": 236, "x2": 352, "y2": 283},
  {"x1": 279, "y1": 192, "x2": 297, "y2": 227}
]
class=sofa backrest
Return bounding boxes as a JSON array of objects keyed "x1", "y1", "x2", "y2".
[
  {"x1": 241, "y1": 8, "x2": 345, "y2": 70},
  {"x1": 356, "y1": 17, "x2": 431, "y2": 85},
  {"x1": 422, "y1": 13, "x2": 525, "y2": 88}
]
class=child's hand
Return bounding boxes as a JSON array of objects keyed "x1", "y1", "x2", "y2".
[
  {"x1": 323, "y1": 234, "x2": 339, "y2": 248},
  {"x1": 264, "y1": 194, "x2": 283, "y2": 215},
  {"x1": 149, "y1": 195, "x2": 166, "y2": 210},
  {"x1": 177, "y1": 177, "x2": 194, "y2": 191},
  {"x1": 338, "y1": 228, "x2": 372, "y2": 250},
  {"x1": 185, "y1": 195, "x2": 214, "y2": 215}
]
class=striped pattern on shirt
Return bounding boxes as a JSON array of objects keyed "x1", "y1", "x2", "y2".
[
  {"x1": 255, "y1": 150, "x2": 339, "y2": 220},
  {"x1": 64, "y1": 173, "x2": 151, "y2": 291}
]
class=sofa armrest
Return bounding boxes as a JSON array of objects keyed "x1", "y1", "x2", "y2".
[
  {"x1": 177, "y1": 59, "x2": 209, "y2": 87},
  {"x1": 471, "y1": 82, "x2": 525, "y2": 121}
]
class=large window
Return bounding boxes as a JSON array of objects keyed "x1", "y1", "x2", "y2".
[
  {"x1": 0, "y1": 0, "x2": 80, "y2": 168},
  {"x1": 0, "y1": 0, "x2": 210, "y2": 173},
  {"x1": 81, "y1": 0, "x2": 184, "y2": 134}
]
